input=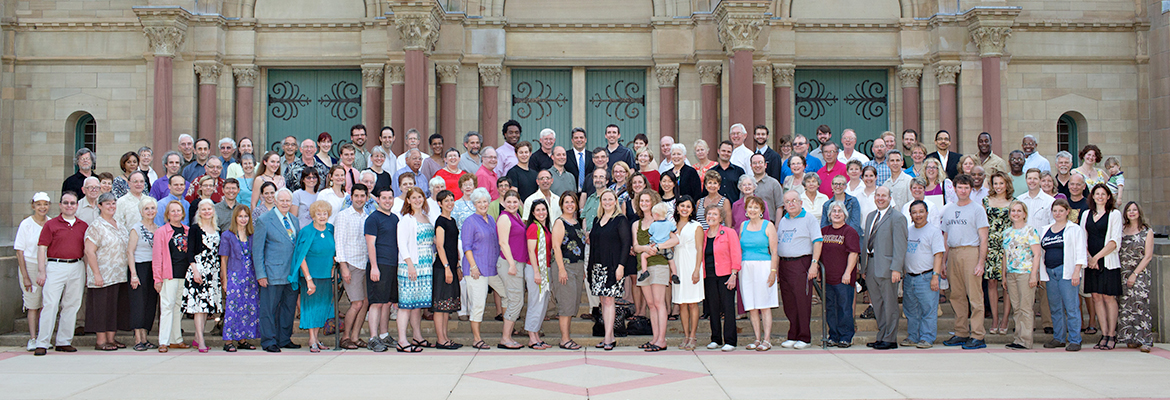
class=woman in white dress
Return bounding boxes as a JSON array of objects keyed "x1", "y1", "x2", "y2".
[
  {"x1": 672, "y1": 196, "x2": 705, "y2": 350},
  {"x1": 855, "y1": 165, "x2": 879, "y2": 222}
]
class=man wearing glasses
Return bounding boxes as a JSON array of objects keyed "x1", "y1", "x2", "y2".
[
  {"x1": 926, "y1": 130, "x2": 962, "y2": 180},
  {"x1": 523, "y1": 169, "x2": 562, "y2": 221},
  {"x1": 32, "y1": 192, "x2": 89, "y2": 356},
  {"x1": 780, "y1": 134, "x2": 823, "y2": 182}
]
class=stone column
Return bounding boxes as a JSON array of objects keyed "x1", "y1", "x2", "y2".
[
  {"x1": 436, "y1": 62, "x2": 460, "y2": 145},
  {"x1": 232, "y1": 65, "x2": 258, "y2": 141},
  {"x1": 478, "y1": 64, "x2": 502, "y2": 148},
  {"x1": 194, "y1": 61, "x2": 221, "y2": 143},
  {"x1": 970, "y1": 24, "x2": 1012, "y2": 155},
  {"x1": 137, "y1": 9, "x2": 188, "y2": 163},
  {"x1": 392, "y1": 3, "x2": 442, "y2": 137},
  {"x1": 772, "y1": 64, "x2": 794, "y2": 141},
  {"x1": 897, "y1": 65, "x2": 923, "y2": 134},
  {"x1": 362, "y1": 64, "x2": 385, "y2": 150},
  {"x1": 655, "y1": 64, "x2": 679, "y2": 141},
  {"x1": 716, "y1": 2, "x2": 766, "y2": 132},
  {"x1": 934, "y1": 61, "x2": 961, "y2": 140},
  {"x1": 697, "y1": 61, "x2": 723, "y2": 152},
  {"x1": 752, "y1": 63, "x2": 770, "y2": 134},
  {"x1": 386, "y1": 64, "x2": 406, "y2": 154}
]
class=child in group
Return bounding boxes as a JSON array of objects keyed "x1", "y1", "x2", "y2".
[
  {"x1": 1104, "y1": 156, "x2": 1124, "y2": 200},
  {"x1": 640, "y1": 202, "x2": 680, "y2": 284}
]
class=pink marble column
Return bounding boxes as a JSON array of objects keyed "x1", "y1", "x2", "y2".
[
  {"x1": 982, "y1": 57, "x2": 1003, "y2": 155},
  {"x1": 404, "y1": 50, "x2": 428, "y2": 137},
  {"x1": 935, "y1": 62, "x2": 960, "y2": 139},
  {"x1": 363, "y1": 64, "x2": 385, "y2": 151},
  {"x1": 897, "y1": 66, "x2": 923, "y2": 134},
  {"x1": 655, "y1": 64, "x2": 679, "y2": 140},
  {"x1": 387, "y1": 64, "x2": 405, "y2": 154},
  {"x1": 232, "y1": 65, "x2": 257, "y2": 141},
  {"x1": 194, "y1": 62, "x2": 220, "y2": 143},
  {"x1": 697, "y1": 61, "x2": 723, "y2": 151},
  {"x1": 773, "y1": 65, "x2": 794, "y2": 141},
  {"x1": 478, "y1": 64, "x2": 502, "y2": 149},
  {"x1": 729, "y1": 50, "x2": 754, "y2": 133},
  {"x1": 436, "y1": 63, "x2": 460, "y2": 146},
  {"x1": 152, "y1": 56, "x2": 174, "y2": 154}
]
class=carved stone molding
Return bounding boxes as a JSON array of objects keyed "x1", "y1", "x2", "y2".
[
  {"x1": 436, "y1": 63, "x2": 460, "y2": 85},
  {"x1": 655, "y1": 64, "x2": 679, "y2": 88},
  {"x1": 753, "y1": 63, "x2": 771, "y2": 85},
  {"x1": 897, "y1": 65, "x2": 924, "y2": 88},
  {"x1": 478, "y1": 64, "x2": 502, "y2": 87},
  {"x1": 934, "y1": 62, "x2": 961, "y2": 86},
  {"x1": 391, "y1": 4, "x2": 442, "y2": 52},
  {"x1": 232, "y1": 65, "x2": 258, "y2": 88},
  {"x1": 386, "y1": 64, "x2": 406, "y2": 85},
  {"x1": 697, "y1": 61, "x2": 723, "y2": 86},
  {"x1": 136, "y1": 8, "x2": 189, "y2": 58},
  {"x1": 193, "y1": 61, "x2": 221, "y2": 85},
  {"x1": 970, "y1": 26, "x2": 1012, "y2": 57},
  {"x1": 772, "y1": 64, "x2": 794, "y2": 88},
  {"x1": 714, "y1": 1, "x2": 768, "y2": 52},
  {"x1": 363, "y1": 64, "x2": 385, "y2": 87}
]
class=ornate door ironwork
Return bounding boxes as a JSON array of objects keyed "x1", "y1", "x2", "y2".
[
  {"x1": 510, "y1": 69, "x2": 572, "y2": 145},
  {"x1": 585, "y1": 69, "x2": 646, "y2": 147},
  {"x1": 266, "y1": 69, "x2": 362, "y2": 157},
  {"x1": 794, "y1": 70, "x2": 889, "y2": 158}
]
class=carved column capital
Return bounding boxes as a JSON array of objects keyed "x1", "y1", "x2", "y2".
[
  {"x1": 436, "y1": 62, "x2": 460, "y2": 85},
  {"x1": 655, "y1": 64, "x2": 679, "y2": 88},
  {"x1": 752, "y1": 63, "x2": 771, "y2": 85},
  {"x1": 696, "y1": 61, "x2": 723, "y2": 86},
  {"x1": 391, "y1": 4, "x2": 442, "y2": 52},
  {"x1": 969, "y1": 26, "x2": 1012, "y2": 57},
  {"x1": 934, "y1": 62, "x2": 961, "y2": 86},
  {"x1": 478, "y1": 64, "x2": 502, "y2": 87},
  {"x1": 136, "y1": 8, "x2": 189, "y2": 58},
  {"x1": 193, "y1": 61, "x2": 222, "y2": 85},
  {"x1": 386, "y1": 64, "x2": 406, "y2": 85},
  {"x1": 232, "y1": 65, "x2": 258, "y2": 87},
  {"x1": 897, "y1": 65, "x2": 924, "y2": 88},
  {"x1": 363, "y1": 64, "x2": 385, "y2": 87},
  {"x1": 717, "y1": 14, "x2": 765, "y2": 52},
  {"x1": 772, "y1": 64, "x2": 794, "y2": 87}
]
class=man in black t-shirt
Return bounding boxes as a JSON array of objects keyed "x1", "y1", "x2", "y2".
[{"x1": 364, "y1": 190, "x2": 400, "y2": 352}]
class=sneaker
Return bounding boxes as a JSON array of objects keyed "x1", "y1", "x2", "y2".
[
  {"x1": 721, "y1": 344, "x2": 735, "y2": 352},
  {"x1": 859, "y1": 305, "x2": 875, "y2": 319},
  {"x1": 780, "y1": 340, "x2": 798, "y2": 348},
  {"x1": 943, "y1": 336, "x2": 970, "y2": 347},
  {"x1": 1066, "y1": 343, "x2": 1082, "y2": 352},
  {"x1": 1043, "y1": 339, "x2": 1066, "y2": 349},
  {"x1": 1005, "y1": 343, "x2": 1028, "y2": 350},
  {"x1": 836, "y1": 341, "x2": 853, "y2": 348},
  {"x1": 961, "y1": 339, "x2": 987, "y2": 350},
  {"x1": 916, "y1": 341, "x2": 933, "y2": 349},
  {"x1": 793, "y1": 341, "x2": 811, "y2": 349},
  {"x1": 823, "y1": 340, "x2": 837, "y2": 348},
  {"x1": 899, "y1": 338, "x2": 915, "y2": 347},
  {"x1": 369, "y1": 337, "x2": 389, "y2": 352},
  {"x1": 707, "y1": 342, "x2": 721, "y2": 350},
  {"x1": 26, "y1": 339, "x2": 36, "y2": 352}
]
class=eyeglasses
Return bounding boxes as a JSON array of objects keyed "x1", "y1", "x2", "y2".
[
  {"x1": 60, "y1": 201, "x2": 77, "y2": 205},
  {"x1": 785, "y1": 199, "x2": 802, "y2": 205}
]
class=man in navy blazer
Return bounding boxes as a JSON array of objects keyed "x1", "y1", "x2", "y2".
[
  {"x1": 253, "y1": 188, "x2": 300, "y2": 352},
  {"x1": 860, "y1": 187, "x2": 908, "y2": 350}
]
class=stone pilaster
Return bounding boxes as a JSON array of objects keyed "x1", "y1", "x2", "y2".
[
  {"x1": 898, "y1": 65, "x2": 924, "y2": 134},
  {"x1": 656, "y1": 64, "x2": 680, "y2": 140},
  {"x1": 772, "y1": 63, "x2": 795, "y2": 140},
  {"x1": 362, "y1": 64, "x2": 386, "y2": 146},
  {"x1": 363, "y1": 64, "x2": 385, "y2": 88},
  {"x1": 436, "y1": 62, "x2": 461, "y2": 85},
  {"x1": 479, "y1": 63, "x2": 502, "y2": 147},
  {"x1": 233, "y1": 65, "x2": 258, "y2": 88},
  {"x1": 135, "y1": 7, "x2": 190, "y2": 160},
  {"x1": 655, "y1": 64, "x2": 679, "y2": 88},
  {"x1": 934, "y1": 61, "x2": 961, "y2": 138},
  {"x1": 232, "y1": 65, "x2": 258, "y2": 141},
  {"x1": 194, "y1": 61, "x2": 221, "y2": 85}
]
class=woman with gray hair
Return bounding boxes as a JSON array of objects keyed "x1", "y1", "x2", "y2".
[
  {"x1": 367, "y1": 145, "x2": 393, "y2": 195},
  {"x1": 83, "y1": 192, "x2": 130, "y2": 351},
  {"x1": 126, "y1": 196, "x2": 160, "y2": 351},
  {"x1": 460, "y1": 188, "x2": 503, "y2": 349},
  {"x1": 819, "y1": 200, "x2": 860, "y2": 347},
  {"x1": 732, "y1": 174, "x2": 770, "y2": 229},
  {"x1": 801, "y1": 173, "x2": 829, "y2": 221}
]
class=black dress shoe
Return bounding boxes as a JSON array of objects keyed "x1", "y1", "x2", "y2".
[
  {"x1": 34, "y1": 348, "x2": 47, "y2": 356},
  {"x1": 874, "y1": 341, "x2": 898, "y2": 350},
  {"x1": 866, "y1": 341, "x2": 878, "y2": 348},
  {"x1": 264, "y1": 345, "x2": 282, "y2": 353},
  {"x1": 1043, "y1": 327, "x2": 1054, "y2": 334},
  {"x1": 281, "y1": 343, "x2": 302, "y2": 349}
]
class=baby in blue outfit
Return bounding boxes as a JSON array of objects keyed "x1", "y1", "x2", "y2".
[{"x1": 639, "y1": 203, "x2": 680, "y2": 284}]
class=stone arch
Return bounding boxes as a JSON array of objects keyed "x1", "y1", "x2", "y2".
[
  {"x1": 63, "y1": 110, "x2": 95, "y2": 172},
  {"x1": 253, "y1": 0, "x2": 367, "y2": 19},
  {"x1": 1057, "y1": 110, "x2": 1089, "y2": 155},
  {"x1": 788, "y1": 0, "x2": 907, "y2": 19}
]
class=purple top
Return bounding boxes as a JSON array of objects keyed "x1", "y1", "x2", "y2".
[
  {"x1": 500, "y1": 210, "x2": 529, "y2": 264},
  {"x1": 731, "y1": 198, "x2": 771, "y2": 230},
  {"x1": 924, "y1": 183, "x2": 944, "y2": 196},
  {"x1": 150, "y1": 176, "x2": 189, "y2": 200},
  {"x1": 461, "y1": 213, "x2": 500, "y2": 276}
]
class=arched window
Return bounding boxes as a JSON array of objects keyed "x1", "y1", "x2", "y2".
[
  {"x1": 1056, "y1": 113, "x2": 1077, "y2": 154},
  {"x1": 75, "y1": 113, "x2": 96, "y2": 154}
]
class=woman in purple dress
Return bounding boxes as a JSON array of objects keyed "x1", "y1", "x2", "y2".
[{"x1": 218, "y1": 204, "x2": 260, "y2": 352}]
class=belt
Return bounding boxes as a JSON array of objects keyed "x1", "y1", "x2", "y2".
[
  {"x1": 907, "y1": 270, "x2": 933, "y2": 277},
  {"x1": 47, "y1": 258, "x2": 82, "y2": 263},
  {"x1": 780, "y1": 255, "x2": 809, "y2": 261}
]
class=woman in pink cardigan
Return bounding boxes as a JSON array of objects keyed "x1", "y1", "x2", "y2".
[
  {"x1": 694, "y1": 205, "x2": 741, "y2": 351},
  {"x1": 152, "y1": 200, "x2": 190, "y2": 352}
]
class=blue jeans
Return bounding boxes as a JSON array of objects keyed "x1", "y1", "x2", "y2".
[
  {"x1": 902, "y1": 271, "x2": 939, "y2": 343},
  {"x1": 824, "y1": 283, "x2": 855, "y2": 342},
  {"x1": 1046, "y1": 265, "x2": 1082, "y2": 345}
]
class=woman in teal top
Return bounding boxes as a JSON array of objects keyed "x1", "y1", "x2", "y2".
[
  {"x1": 738, "y1": 196, "x2": 780, "y2": 351},
  {"x1": 289, "y1": 200, "x2": 337, "y2": 353}
]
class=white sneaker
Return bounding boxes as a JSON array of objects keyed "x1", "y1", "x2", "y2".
[
  {"x1": 794, "y1": 341, "x2": 811, "y2": 349},
  {"x1": 721, "y1": 344, "x2": 735, "y2": 352},
  {"x1": 26, "y1": 339, "x2": 36, "y2": 351},
  {"x1": 780, "y1": 340, "x2": 798, "y2": 348},
  {"x1": 706, "y1": 342, "x2": 720, "y2": 349}
]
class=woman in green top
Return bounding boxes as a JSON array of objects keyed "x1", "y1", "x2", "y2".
[{"x1": 289, "y1": 200, "x2": 336, "y2": 353}]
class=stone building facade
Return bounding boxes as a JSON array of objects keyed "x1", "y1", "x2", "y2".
[{"x1": 0, "y1": 0, "x2": 1165, "y2": 239}]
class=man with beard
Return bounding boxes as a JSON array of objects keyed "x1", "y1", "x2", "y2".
[
  {"x1": 976, "y1": 132, "x2": 1008, "y2": 177},
  {"x1": 62, "y1": 148, "x2": 96, "y2": 197},
  {"x1": 752, "y1": 125, "x2": 783, "y2": 182},
  {"x1": 807, "y1": 124, "x2": 833, "y2": 164},
  {"x1": 349, "y1": 124, "x2": 371, "y2": 170},
  {"x1": 458, "y1": 131, "x2": 483, "y2": 173}
]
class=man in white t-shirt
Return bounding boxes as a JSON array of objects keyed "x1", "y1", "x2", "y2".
[
  {"x1": 903, "y1": 199, "x2": 946, "y2": 348},
  {"x1": 838, "y1": 129, "x2": 870, "y2": 164},
  {"x1": 939, "y1": 174, "x2": 990, "y2": 350}
]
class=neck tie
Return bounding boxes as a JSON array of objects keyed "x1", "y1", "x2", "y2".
[
  {"x1": 868, "y1": 211, "x2": 881, "y2": 251},
  {"x1": 577, "y1": 151, "x2": 585, "y2": 188},
  {"x1": 282, "y1": 214, "x2": 294, "y2": 240}
]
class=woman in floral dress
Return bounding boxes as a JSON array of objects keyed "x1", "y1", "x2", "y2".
[
  {"x1": 184, "y1": 199, "x2": 222, "y2": 352},
  {"x1": 983, "y1": 172, "x2": 1013, "y2": 335},
  {"x1": 1118, "y1": 201, "x2": 1155, "y2": 352},
  {"x1": 219, "y1": 205, "x2": 259, "y2": 352}
]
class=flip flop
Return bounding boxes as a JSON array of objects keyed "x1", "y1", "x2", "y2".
[
  {"x1": 497, "y1": 342, "x2": 523, "y2": 350},
  {"x1": 559, "y1": 340, "x2": 581, "y2": 350},
  {"x1": 471, "y1": 340, "x2": 491, "y2": 350}
]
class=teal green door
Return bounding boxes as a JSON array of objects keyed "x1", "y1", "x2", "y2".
[
  {"x1": 585, "y1": 69, "x2": 646, "y2": 148},
  {"x1": 266, "y1": 69, "x2": 362, "y2": 157},
  {"x1": 510, "y1": 69, "x2": 572, "y2": 147},
  {"x1": 794, "y1": 70, "x2": 889, "y2": 157}
]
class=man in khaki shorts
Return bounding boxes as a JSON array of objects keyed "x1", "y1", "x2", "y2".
[{"x1": 335, "y1": 184, "x2": 372, "y2": 350}]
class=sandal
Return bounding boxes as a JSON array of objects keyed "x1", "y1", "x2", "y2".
[
  {"x1": 316, "y1": 342, "x2": 331, "y2": 351},
  {"x1": 757, "y1": 341, "x2": 772, "y2": 351},
  {"x1": 596, "y1": 341, "x2": 607, "y2": 349},
  {"x1": 114, "y1": 340, "x2": 127, "y2": 349},
  {"x1": 1104, "y1": 336, "x2": 1116, "y2": 350},
  {"x1": 145, "y1": 342, "x2": 159, "y2": 349},
  {"x1": 668, "y1": 314, "x2": 679, "y2": 321},
  {"x1": 158, "y1": 346, "x2": 169, "y2": 353},
  {"x1": 638, "y1": 342, "x2": 654, "y2": 349},
  {"x1": 310, "y1": 343, "x2": 321, "y2": 353},
  {"x1": 603, "y1": 342, "x2": 615, "y2": 351},
  {"x1": 497, "y1": 342, "x2": 523, "y2": 350},
  {"x1": 559, "y1": 340, "x2": 581, "y2": 350},
  {"x1": 471, "y1": 340, "x2": 491, "y2": 350},
  {"x1": 95, "y1": 343, "x2": 117, "y2": 351},
  {"x1": 435, "y1": 341, "x2": 461, "y2": 350},
  {"x1": 1094, "y1": 336, "x2": 1107, "y2": 350},
  {"x1": 339, "y1": 338, "x2": 358, "y2": 350},
  {"x1": 411, "y1": 339, "x2": 433, "y2": 348},
  {"x1": 746, "y1": 340, "x2": 760, "y2": 350},
  {"x1": 353, "y1": 339, "x2": 367, "y2": 349},
  {"x1": 396, "y1": 343, "x2": 424, "y2": 353},
  {"x1": 528, "y1": 341, "x2": 551, "y2": 350},
  {"x1": 1084, "y1": 326, "x2": 1099, "y2": 335},
  {"x1": 236, "y1": 341, "x2": 256, "y2": 350},
  {"x1": 644, "y1": 343, "x2": 665, "y2": 352},
  {"x1": 133, "y1": 342, "x2": 147, "y2": 352},
  {"x1": 223, "y1": 343, "x2": 237, "y2": 352}
]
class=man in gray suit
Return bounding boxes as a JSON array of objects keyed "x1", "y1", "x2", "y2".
[
  {"x1": 253, "y1": 188, "x2": 300, "y2": 352},
  {"x1": 860, "y1": 187, "x2": 908, "y2": 350}
]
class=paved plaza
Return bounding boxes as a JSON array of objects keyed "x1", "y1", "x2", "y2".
[{"x1": 2, "y1": 344, "x2": 1169, "y2": 400}]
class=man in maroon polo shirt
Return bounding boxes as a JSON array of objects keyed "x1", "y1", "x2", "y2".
[{"x1": 33, "y1": 191, "x2": 89, "y2": 356}]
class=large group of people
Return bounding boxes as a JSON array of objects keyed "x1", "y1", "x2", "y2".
[{"x1": 12, "y1": 120, "x2": 1156, "y2": 355}]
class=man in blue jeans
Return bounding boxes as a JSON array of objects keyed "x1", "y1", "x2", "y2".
[{"x1": 903, "y1": 200, "x2": 946, "y2": 348}]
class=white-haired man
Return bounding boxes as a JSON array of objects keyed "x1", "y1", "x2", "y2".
[{"x1": 729, "y1": 123, "x2": 753, "y2": 172}]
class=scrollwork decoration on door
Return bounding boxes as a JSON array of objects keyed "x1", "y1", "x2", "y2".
[
  {"x1": 318, "y1": 81, "x2": 361, "y2": 121},
  {"x1": 268, "y1": 81, "x2": 311, "y2": 121},
  {"x1": 843, "y1": 79, "x2": 887, "y2": 121},
  {"x1": 587, "y1": 79, "x2": 644, "y2": 122},
  {"x1": 795, "y1": 80, "x2": 838, "y2": 121},
  {"x1": 512, "y1": 80, "x2": 568, "y2": 121}
]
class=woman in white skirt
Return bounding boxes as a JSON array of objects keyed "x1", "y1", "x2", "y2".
[
  {"x1": 738, "y1": 196, "x2": 780, "y2": 351},
  {"x1": 672, "y1": 195, "x2": 705, "y2": 350}
]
